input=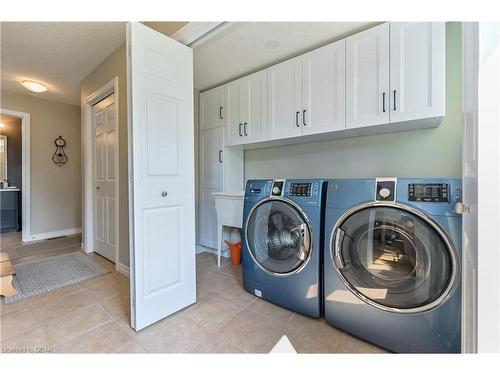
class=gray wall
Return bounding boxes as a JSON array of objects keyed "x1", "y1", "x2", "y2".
[
  {"x1": 245, "y1": 22, "x2": 463, "y2": 180},
  {"x1": 0, "y1": 90, "x2": 82, "y2": 235}
]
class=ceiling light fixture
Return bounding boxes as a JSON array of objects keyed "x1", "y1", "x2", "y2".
[
  {"x1": 21, "y1": 80, "x2": 48, "y2": 93},
  {"x1": 0, "y1": 123, "x2": 4, "y2": 128}
]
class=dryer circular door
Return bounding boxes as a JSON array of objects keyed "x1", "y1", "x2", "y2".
[
  {"x1": 245, "y1": 197, "x2": 312, "y2": 276},
  {"x1": 330, "y1": 203, "x2": 460, "y2": 313}
]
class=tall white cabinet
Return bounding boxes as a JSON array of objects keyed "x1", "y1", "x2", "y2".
[{"x1": 199, "y1": 87, "x2": 244, "y2": 250}]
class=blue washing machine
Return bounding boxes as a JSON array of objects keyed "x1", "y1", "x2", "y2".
[
  {"x1": 242, "y1": 179, "x2": 327, "y2": 318},
  {"x1": 323, "y1": 178, "x2": 462, "y2": 353}
]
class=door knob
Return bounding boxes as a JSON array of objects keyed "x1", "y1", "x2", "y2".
[
  {"x1": 161, "y1": 191, "x2": 168, "y2": 197},
  {"x1": 96, "y1": 186, "x2": 100, "y2": 190}
]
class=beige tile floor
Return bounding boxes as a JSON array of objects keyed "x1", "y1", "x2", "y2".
[{"x1": 0, "y1": 236, "x2": 389, "y2": 354}]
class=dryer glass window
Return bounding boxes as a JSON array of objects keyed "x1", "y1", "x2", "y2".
[
  {"x1": 246, "y1": 200, "x2": 311, "y2": 274},
  {"x1": 334, "y1": 206, "x2": 455, "y2": 310}
]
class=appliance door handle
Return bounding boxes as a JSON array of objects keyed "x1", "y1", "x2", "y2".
[
  {"x1": 291, "y1": 223, "x2": 310, "y2": 261},
  {"x1": 218, "y1": 150, "x2": 223, "y2": 163},
  {"x1": 303, "y1": 109, "x2": 307, "y2": 126},
  {"x1": 382, "y1": 92, "x2": 386, "y2": 113},
  {"x1": 244, "y1": 122, "x2": 248, "y2": 136},
  {"x1": 239, "y1": 123, "x2": 242, "y2": 137},
  {"x1": 332, "y1": 228, "x2": 346, "y2": 269},
  {"x1": 219, "y1": 106, "x2": 223, "y2": 120},
  {"x1": 295, "y1": 111, "x2": 300, "y2": 127},
  {"x1": 393, "y1": 90, "x2": 397, "y2": 111}
]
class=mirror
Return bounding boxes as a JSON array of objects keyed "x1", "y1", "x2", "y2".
[{"x1": 0, "y1": 135, "x2": 6, "y2": 181}]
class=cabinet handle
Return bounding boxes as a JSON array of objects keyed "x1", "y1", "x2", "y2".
[
  {"x1": 218, "y1": 150, "x2": 223, "y2": 163},
  {"x1": 219, "y1": 106, "x2": 223, "y2": 120},
  {"x1": 296, "y1": 111, "x2": 300, "y2": 127},
  {"x1": 244, "y1": 122, "x2": 248, "y2": 136},
  {"x1": 382, "y1": 92, "x2": 386, "y2": 113},
  {"x1": 239, "y1": 123, "x2": 242, "y2": 137},
  {"x1": 303, "y1": 110, "x2": 307, "y2": 126},
  {"x1": 393, "y1": 90, "x2": 397, "y2": 111}
]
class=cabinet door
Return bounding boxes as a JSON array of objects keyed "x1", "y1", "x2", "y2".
[
  {"x1": 302, "y1": 39, "x2": 346, "y2": 135},
  {"x1": 346, "y1": 23, "x2": 390, "y2": 129},
  {"x1": 200, "y1": 86, "x2": 225, "y2": 130},
  {"x1": 199, "y1": 127, "x2": 223, "y2": 248},
  {"x1": 390, "y1": 22, "x2": 446, "y2": 123},
  {"x1": 241, "y1": 70, "x2": 268, "y2": 144},
  {"x1": 226, "y1": 80, "x2": 243, "y2": 146},
  {"x1": 267, "y1": 57, "x2": 302, "y2": 140}
]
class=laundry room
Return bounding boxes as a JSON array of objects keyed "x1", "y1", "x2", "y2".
[{"x1": 1, "y1": 1, "x2": 499, "y2": 370}]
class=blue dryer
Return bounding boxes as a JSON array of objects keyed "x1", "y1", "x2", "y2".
[
  {"x1": 242, "y1": 179, "x2": 327, "y2": 318},
  {"x1": 323, "y1": 178, "x2": 462, "y2": 353}
]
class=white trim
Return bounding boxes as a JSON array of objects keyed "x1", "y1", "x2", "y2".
[
  {"x1": 0, "y1": 135, "x2": 7, "y2": 180},
  {"x1": 0, "y1": 108, "x2": 31, "y2": 242},
  {"x1": 28, "y1": 227, "x2": 82, "y2": 242},
  {"x1": 82, "y1": 77, "x2": 120, "y2": 271},
  {"x1": 116, "y1": 262, "x2": 130, "y2": 278},
  {"x1": 170, "y1": 22, "x2": 232, "y2": 47},
  {"x1": 196, "y1": 244, "x2": 230, "y2": 258}
]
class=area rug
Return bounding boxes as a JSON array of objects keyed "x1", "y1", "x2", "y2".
[{"x1": 2, "y1": 252, "x2": 109, "y2": 304}]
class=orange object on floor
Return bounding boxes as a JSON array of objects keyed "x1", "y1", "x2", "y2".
[{"x1": 224, "y1": 240, "x2": 242, "y2": 266}]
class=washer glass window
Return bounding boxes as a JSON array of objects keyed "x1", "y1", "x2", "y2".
[
  {"x1": 246, "y1": 199, "x2": 311, "y2": 274},
  {"x1": 333, "y1": 206, "x2": 455, "y2": 310}
]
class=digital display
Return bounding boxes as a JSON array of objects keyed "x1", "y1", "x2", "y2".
[
  {"x1": 289, "y1": 183, "x2": 312, "y2": 197},
  {"x1": 408, "y1": 183, "x2": 449, "y2": 202}
]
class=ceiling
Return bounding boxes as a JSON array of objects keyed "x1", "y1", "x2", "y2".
[
  {"x1": 1, "y1": 22, "x2": 128, "y2": 105},
  {"x1": 193, "y1": 22, "x2": 377, "y2": 91}
]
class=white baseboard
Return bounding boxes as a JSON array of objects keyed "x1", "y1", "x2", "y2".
[
  {"x1": 116, "y1": 262, "x2": 130, "y2": 278},
  {"x1": 27, "y1": 227, "x2": 82, "y2": 242},
  {"x1": 196, "y1": 244, "x2": 230, "y2": 258}
]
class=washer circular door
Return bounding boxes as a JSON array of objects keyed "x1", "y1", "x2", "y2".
[
  {"x1": 245, "y1": 197, "x2": 312, "y2": 276},
  {"x1": 330, "y1": 203, "x2": 459, "y2": 313}
]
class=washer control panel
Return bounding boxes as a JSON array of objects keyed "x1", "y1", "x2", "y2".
[
  {"x1": 289, "y1": 183, "x2": 312, "y2": 197},
  {"x1": 408, "y1": 183, "x2": 449, "y2": 202},
  {"x1": 271, "y1": 180, "x2": 284, "y2": 196},
  {"x1": 376, "y1": 178, "x2": 396, "y2": 202}
]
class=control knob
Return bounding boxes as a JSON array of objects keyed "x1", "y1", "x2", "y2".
[
  {"x1": 272, "y1": 186, "x2": 281, "y2": 195},
  {"x1": 379, "y1": 187, "x2": 391, "y2": 199}
]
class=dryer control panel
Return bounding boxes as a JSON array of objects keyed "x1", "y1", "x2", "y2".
[
  {"x1": 289, "y1": 183, "x2": 312, "y2": 197},
  {"x1": 408, "y1": 183, "x2": 449, "y2": 202}
]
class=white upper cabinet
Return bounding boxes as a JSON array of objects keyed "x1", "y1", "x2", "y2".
[
  {"x1": 267, "y1": 56, "x2": 303, "y2": 140},
  {"x1": 226, "y1": 80, "x2": 242, "y2": 146},
  {"x1": 390, "y1": 22, "x2": 446, "y2": 123},
  {"x1": 346, "y1": 23, "x2": 390, "y2": 129},
  {"x1": 226, "y1": 70, "x2": 268, "y2": 146},
  {"x1": 302, "y1": 39, "x2": 346, "y2": 135},
  {"x1": 200, "y1": 86, "x2": 226, "y2": 130},
  {"x1": 240, "y1": 70, "x2": 268, "y2": 144}
]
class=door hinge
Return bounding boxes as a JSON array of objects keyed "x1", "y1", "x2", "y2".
[
  {"x1": 128, "y1": 46, "x2": 132, "y2": 57},
  {"x1": 454, "y1": 202, "x2": 471, "y2": 214}
]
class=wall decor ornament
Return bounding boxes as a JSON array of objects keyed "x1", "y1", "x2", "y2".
[{"x1": 52, "y1": 136, "x2": 68, "y2": 167}]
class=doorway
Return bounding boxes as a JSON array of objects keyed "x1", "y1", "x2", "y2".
[
  {"x1": 0, "y1": 109, "x2": 30, "y2": 245},
  {"x1": 83, "y1": 78, "x2": 119, "y2": 267}
]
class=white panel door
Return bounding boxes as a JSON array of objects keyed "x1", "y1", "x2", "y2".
[
  {"x1": 199, "y1": 127, "x2": 223, "y2": 248},
  {"x1": 302, "y1": 39, "x2": 346, "y2": 135},
  {"x1": 346, "y1": 23, "x2": 390, "y2": 129},
  {"x1": 127, "y1": 22, "x2": 195, "y2": 331},
  {"x1": 200, "y1": 86, "x2": 225, "y2": 130},
  {"x1": 93, "y1": 93, "x2": 117, "y2": 262},
  {"x1": 267, "y1": 56, "x2": 302, "y2": 140},
  {"x1": 225, "y1": 80, "x2": 243, "y2": 146},
  {"x1": 241, "y1": 70, "x2": 268, "y2": 144},
  {"x1": 390, "y1": 22, "x2": 446, "y2": 123}
]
